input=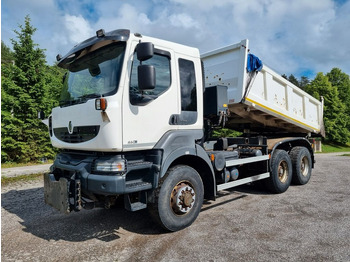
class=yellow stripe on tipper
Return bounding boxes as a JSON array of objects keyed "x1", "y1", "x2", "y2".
[{"x1": 245, "y1": 97, "x2": 320, "y2": 132}]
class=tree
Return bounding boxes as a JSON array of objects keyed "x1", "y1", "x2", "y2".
[
  {"x1": 212, "y1": 128, "x2": 242, "y2": 138},
  {"x1": 1, "y1": 41, "x2": 14, "y2": 65},
  {"x1": 1, "y1": 15, "x2": 61, "y2": 162},
  {"x1": 326, "y1": 68, "x2": 350, "y2": 143},
  {"x1": 326, "y1": 68, "x2": 350, "y2": 114},
  {"x1": 288, "y1": 74, "x2": 299, "y2": 87},
  {"x1": 299, "y1": 76, "x2": 310, "y2": 91},
  {"x1": 307, "y1": 73, "x2": 350, "y2": 144},
  {"x1": 43, "y1": 65, "x2": 65, "y2": 114}
]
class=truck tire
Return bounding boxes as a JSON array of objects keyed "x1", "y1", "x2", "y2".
[
  {"x1": 289, "y1": 146, "x2": 312, "y2": 185},
  {"x1": 266, "y1": 149, "x2": 292, "y2": 193},
  {"x1": 149, "y1": 165, "x2": 204, "y2": 232}
]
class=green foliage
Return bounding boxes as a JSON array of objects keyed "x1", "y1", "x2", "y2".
[
  {"x1": 283, "y1": 71, "x2": 350, "y2": 145},
  {"x1": 326, "y1": 68, "x2": 350, "y2": 114},
  {"x1": 212, "y1": 128, "x2": 242, "y2": 138},
  {"x1": 287, "y1": 74, "x2": 299, "y2": 87},
  {"x1": 321, "y1": 142, "x2": 350, "y2": 153},
  {"x1": 282, "y1": 74, "x2": 310, "y2": 92},
  {"x1": 1, "y1": 16, "x2": 63, "y2": 163},
  {"x1": 1, "y1": 173, "x2": 43, "y2": 186},
  {"x1": 299, "y1": 76, "x2": 310, "y2": 91},
  {"x1": 307, "y1": 73, "x2": 350, "y2": 144},
  {"x1": 43, "y1": 65, "x2": 66, "y2": 113},
  {"x1": 1, "y1": 41, "x2": 14, "y2": 64}
]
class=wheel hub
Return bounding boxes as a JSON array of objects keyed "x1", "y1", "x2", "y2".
[
  {"x1": 301, "y1": 156, "x2": 309, "y2": 177},
  {"x1": 171, "y1": 182, "x2": 196, "y2": 214},
  {"x1": 278, "y1": 160, "x2": 288, "y2": 183}
]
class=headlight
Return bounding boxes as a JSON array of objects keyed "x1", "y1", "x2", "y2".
[{"x1": 94, "y1": 155, "x2": 126, "y2": 173}]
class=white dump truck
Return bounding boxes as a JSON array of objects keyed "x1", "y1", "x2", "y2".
[{"x1": 43, "y1": 29, "x2": 324, "y2": 231}]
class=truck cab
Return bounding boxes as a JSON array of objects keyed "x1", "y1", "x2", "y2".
[{"x1": 52, "y1": 29, "x2": 203, "y2": 152}]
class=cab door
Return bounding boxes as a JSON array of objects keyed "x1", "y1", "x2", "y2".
[{"x1": 122, "y1": 41, "x2": 179, "y2": 151}]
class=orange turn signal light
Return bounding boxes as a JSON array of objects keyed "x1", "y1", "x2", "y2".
[{"x1": 95, "y1": 98, "x2": 107, "y2": 111}]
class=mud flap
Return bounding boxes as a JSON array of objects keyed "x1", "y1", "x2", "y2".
[{"x1": 44, "y1": 173, "x2": 71, "y2": 214}]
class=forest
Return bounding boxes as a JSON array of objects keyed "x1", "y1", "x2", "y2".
[{"x1": 2, "y1": 16, "x2": 350, "y2": 163}]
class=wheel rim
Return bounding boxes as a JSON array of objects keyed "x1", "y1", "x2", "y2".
[
  {"x1": 301, "y1": 156, "x2": 310, "y2": 177},
  {"x1": 278, "y1": 160, "x2": 289, "y2": 183},
  {"x1": 170, "y1": 181, "x2": 196, "y2": 215}
]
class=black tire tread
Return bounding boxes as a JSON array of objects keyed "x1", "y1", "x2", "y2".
[
  {"x1": 148, "y1": 165, "x2": 204, "y2": 232},
  {"x1": 289, "y1": 146, "x2": 312, "y2": 185},
  {"x1": 266, "y1": 149, "x2": 292, "y2": 194}
]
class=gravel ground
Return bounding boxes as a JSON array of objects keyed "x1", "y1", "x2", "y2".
[{"x1": 1, "y1": 153, "x2": 349, "y2": 262}]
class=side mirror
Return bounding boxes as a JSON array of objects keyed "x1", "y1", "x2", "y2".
[
  {"x1": 89, "y1": 65, "x2": 101, "y2": 77},
  {"x1": 62, "y1": 72, "x2": 67, "y2": 84},
  {"x1": 138, "y1": 65, "x2": 156, "y2": 91},
  {"x1": 38, "y1": 111, "x2": 45, "y2": 120},
  {"x1": 137, "y1": 42, "x2": 154, "y2": 62}
]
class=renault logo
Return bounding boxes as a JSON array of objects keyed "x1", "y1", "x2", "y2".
[{"x1": 68, "y1": 121, "x2": 73, "y2": 134}]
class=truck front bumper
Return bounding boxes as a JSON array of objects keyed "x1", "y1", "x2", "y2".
[
  {"x1": 44, "y1": 152, "x2": 159, "y2": 213},
  {"x1": 49, "y1": 153, "x2": 154, "y2": 195},
  {"x1": 49, "y1": 159, "x2": 128, "y2": 195}
]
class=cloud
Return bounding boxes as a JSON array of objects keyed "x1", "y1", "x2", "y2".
[
  {"x1": 2, "y1": 0, "x2": 350, "y2": 77},
  {"x1": 94, "y1": 3, "x2": 152, "y2": 35},
  {"x1": 169, "y1": 13, "x2": 200, "y2": 29},
  {"x1": 63, "y1": 14, "x2": 94, "y2": 44},
  {"x1": 159, "y1": 0, "x2": 350, "y2": 77},
  {"x1": 169, "y1": 0, "x2": 233, "y2": 11}
]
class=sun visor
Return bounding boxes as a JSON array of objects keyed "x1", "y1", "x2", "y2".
[{"x1": 57, "y1": 29, "x2": 130, "y2": 69}]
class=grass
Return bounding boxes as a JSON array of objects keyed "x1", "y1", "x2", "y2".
[
  {"x1": 1, "y1": 160, "x2": 53, "y2": 169},
  {"x1": 1, "y1": 173, "x2": 43, "y2": 186},
  {"x1": 321, "y1": 142, "x2": 350, "y2": 153}
]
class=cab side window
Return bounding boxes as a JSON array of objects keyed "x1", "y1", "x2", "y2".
[
  {"x1": 130, "y1": 52, "x2": 171, "y2": 105},
  {"x1": 171, "y1": 58, "x2": 197, "y2": 125},
  {"x1": 179, "y1": 58, "x2": 197, "y2": 112}
]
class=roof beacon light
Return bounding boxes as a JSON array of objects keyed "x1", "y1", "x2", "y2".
[{"x1": 96, "y1": 29, "x2": 105, "y2": 38}]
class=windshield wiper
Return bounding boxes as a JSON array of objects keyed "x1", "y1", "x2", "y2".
[
  {"x1": 60, "y1": 94, "x2": 102, "y2": 107},
  {"x1": 78, "y1": 93, "x2": 102, "y2": 100},
  {"x1": 59, "y1": 100, "x2": 74, "y2": 107}
]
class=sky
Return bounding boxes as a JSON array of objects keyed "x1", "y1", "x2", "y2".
[{"x1": 1, "y1": 0, "x2": 350, "y2": 79}]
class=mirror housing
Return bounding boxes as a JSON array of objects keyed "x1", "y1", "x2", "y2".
[
  {"x1": 89, "y1": 65, "x2": 101, "y2": 77},
  {"x1": 62, "y1": 72, "x2": 67, "y2": 84},
  {"x1": 38, "y1": 111, "x2": 45, "y2": 120},
  {"x1": 137, "y1": 42, "x2": 154, "y2": 61},
  {"x1": 138, "y1": 65, "x2": 156, "y2": 91}
]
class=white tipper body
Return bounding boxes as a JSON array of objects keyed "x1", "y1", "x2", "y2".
[{"x1": 201, "y1": 39, "x2": 323, "y2": 134}]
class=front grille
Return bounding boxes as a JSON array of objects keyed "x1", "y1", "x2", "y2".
[{"x1": 54, "y1": 126, "x2": 100, "y2": 143}]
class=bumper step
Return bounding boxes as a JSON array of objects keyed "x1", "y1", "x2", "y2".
[
  {"x1": 125, "y1": 181, "x2": 152, "y2": 192},
  {"x1": 124, "y1": 191, "x2": 148, "y2": 211}
]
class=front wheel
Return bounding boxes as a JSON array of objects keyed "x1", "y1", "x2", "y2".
[
  {"x1": 266, "y1": 149, "x2": 292, "y2": 193},
  {"x1": 149, "y1": 165, "x2": 204, "y2": 232}
]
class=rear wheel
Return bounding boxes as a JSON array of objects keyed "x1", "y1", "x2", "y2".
[
  {"x1": 266, "y1": 149, "x2": 292, "y2": 193},
  {"x1": 149, "y1": 165, "x2": 204, "y2": 232},
  {"x1": 290, "y1": 147, "x2": 312, "y2": 185}
]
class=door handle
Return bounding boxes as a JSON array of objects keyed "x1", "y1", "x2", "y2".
[{"x1": 169, "y1": 114, "x2": 179, "y2": 125}]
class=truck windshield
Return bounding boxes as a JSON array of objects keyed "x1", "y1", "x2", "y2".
[{"x1": 59, "y1": 41, "x2": 126, "y2": 106}]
